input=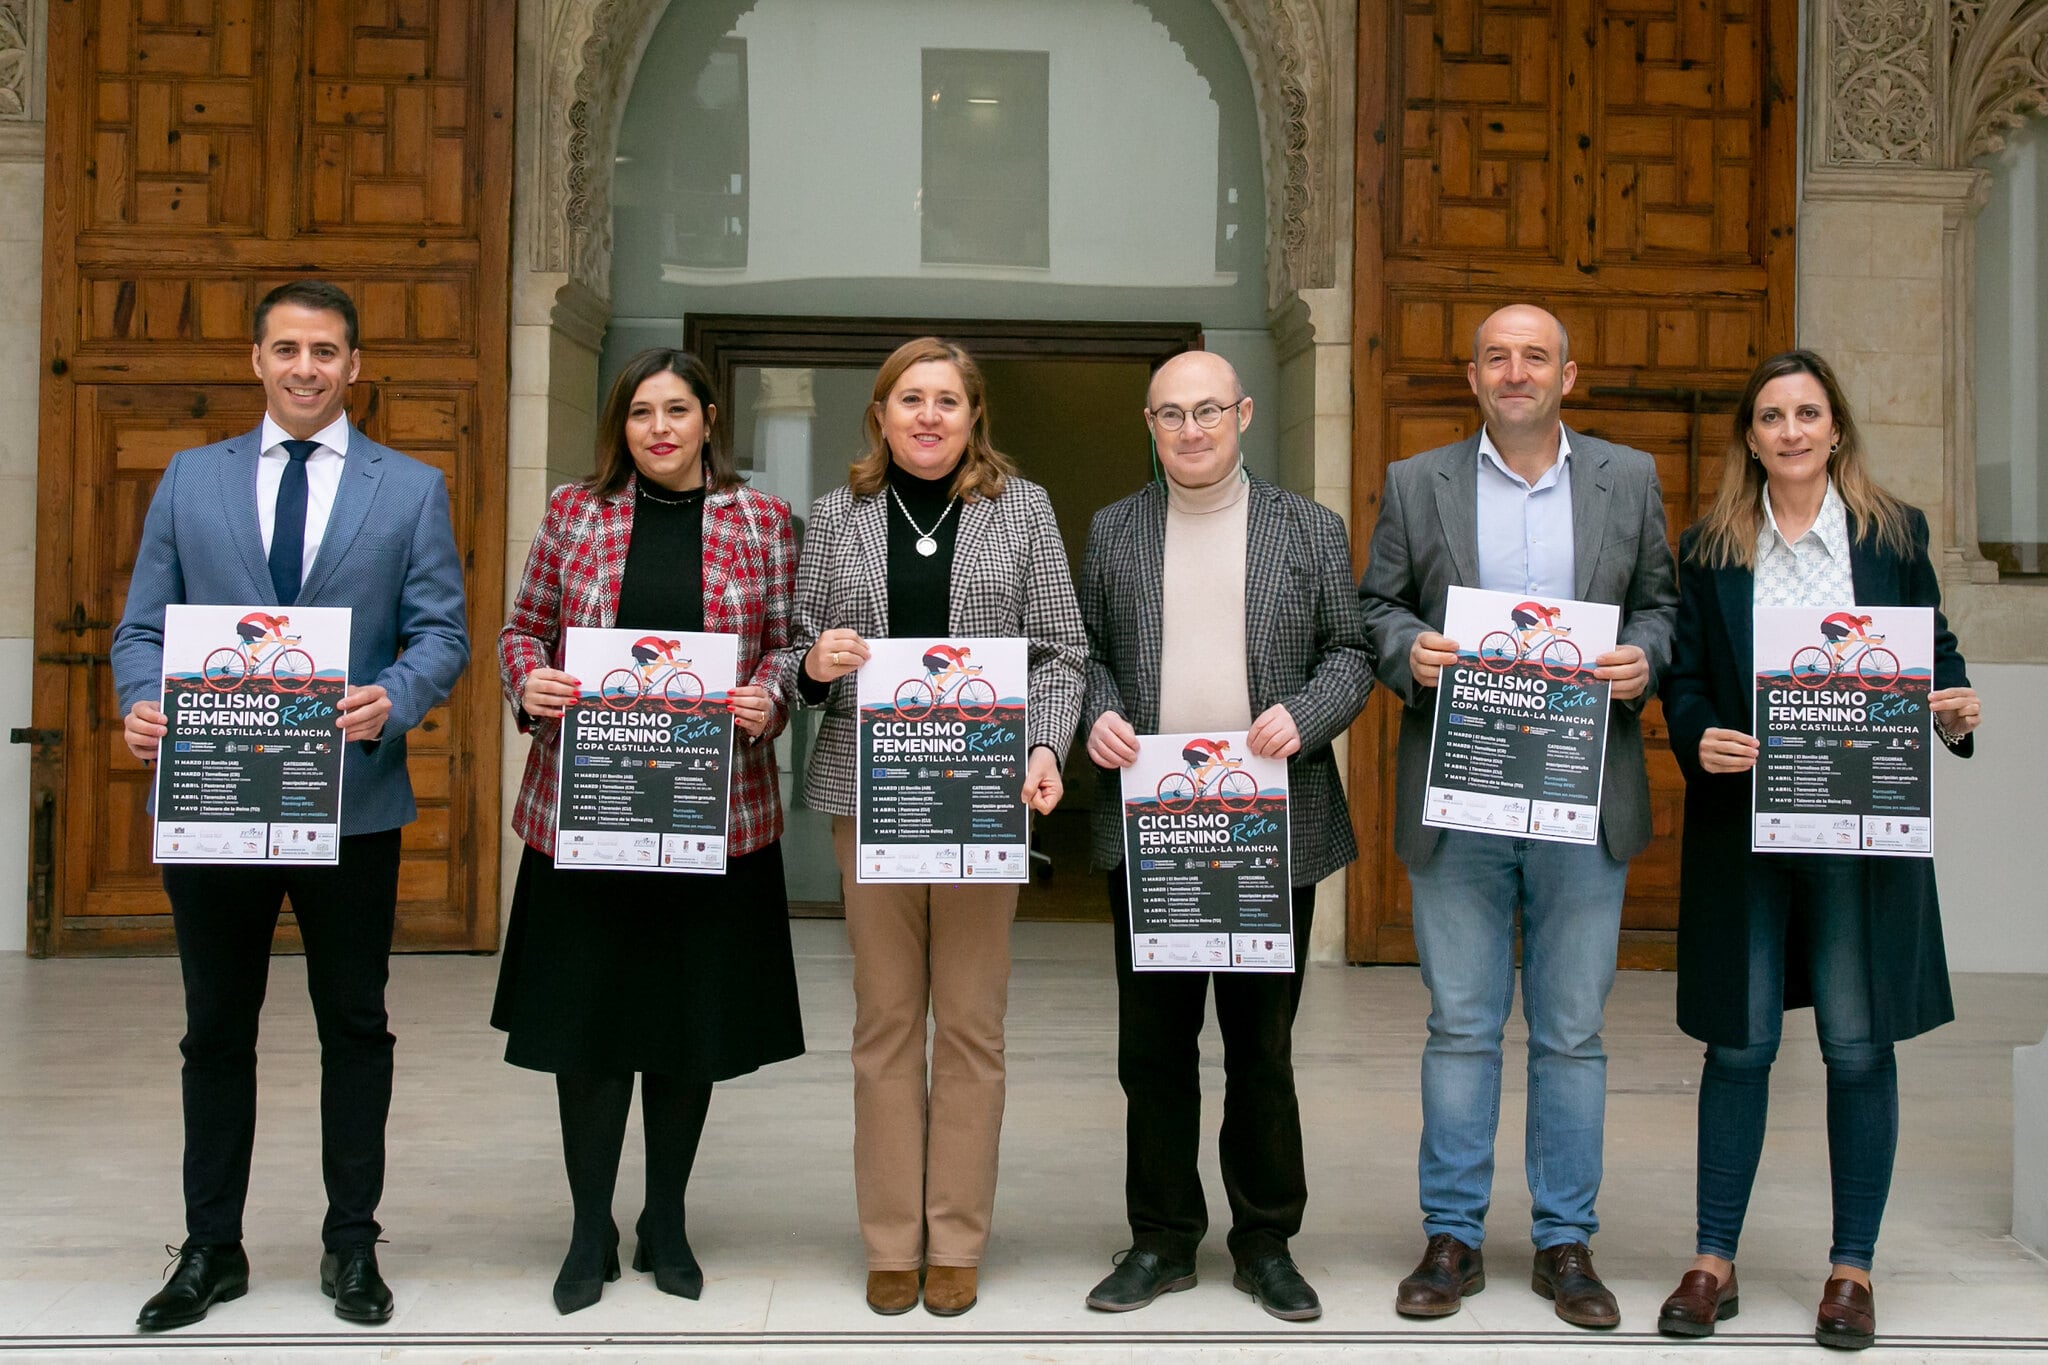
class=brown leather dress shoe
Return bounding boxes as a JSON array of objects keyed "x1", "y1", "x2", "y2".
[
  {"x1": 1816, "y1": 1276, "x2": 1876, "y2": 1350},
  {"x1": 1531, "y1": 1242, "x2": 1620, "y2": 1329},
  {"x1": 1659, "y1": 1266, "x2": 1740, "y2": 1337},
  {"x1": 1395, "y1": 1233, "x2": 1485, "y2": 1317},
  {"x1": 923, "y1": 1265, "x2": 977, "y2": 1316},
  {"x1": 865, "y1": 1269, "x2": 919, "y2": 1316}
]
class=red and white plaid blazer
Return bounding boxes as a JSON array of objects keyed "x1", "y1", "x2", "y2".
[{"x1": 500, "y1": 476, "x2": 796, "y2": 857}]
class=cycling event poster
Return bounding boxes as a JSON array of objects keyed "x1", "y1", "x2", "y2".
[
  {"x1": 1422, "y1": 585, "x2": 1620, "y2": 844},
  {"x1": 153, "y1": 604, "x2": 351, "y2": 865},
  {"x1": 854, "y1": 636, "x2": 1029, "y2": 884},
  {"x1": 1751, "y1": 605, "x2": 1935, "y2": 857},
  {"x1": 553, "y1": 627, "x2": 739, "y2": 874},
  {"x1": 1120, "y1": 730, "x2": 1293, "y2": 972}
]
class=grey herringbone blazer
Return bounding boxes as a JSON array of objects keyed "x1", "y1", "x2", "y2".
[
  {"x1": 1079, "y1": 478, "x2": 1375, "y2": 886},
  {"x1": 1356, "y1": 430, "x2": 1678, "y2": 866},
  {"x1": 775, "y1": 475, "x2": 1087, "y2": 817}
]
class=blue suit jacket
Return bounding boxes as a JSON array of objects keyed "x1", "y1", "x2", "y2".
[{"x1": 110, "y1": 423, "x2": 471, "y2": 835}]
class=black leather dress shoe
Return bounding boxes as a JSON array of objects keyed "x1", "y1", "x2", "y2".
[
  {"x1": 137, "y1": 1242, "x2": 249, "y2": 1331},
  {"x1": 319, "y1": 1245, "x2": 394, "y2": 1325},
  {"x1": 1233, "y1": 1253, "x2": 1322, "y2": 1321},
  {"x1": 1084, "y1": 1249, "x2": 1197, "y2": 1311}
]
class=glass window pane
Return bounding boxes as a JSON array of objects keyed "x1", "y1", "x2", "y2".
[{"x1": 921, "y1": 49, "x2": 1051, "y2": 269}]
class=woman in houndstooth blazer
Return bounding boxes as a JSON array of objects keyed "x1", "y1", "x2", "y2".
[
  {"x1": 777, "y1": 337, "x2": 1086, "y2": 1317},
  {"x1": 494, "y1": 349, "x2": 805, "y2": 1315}
]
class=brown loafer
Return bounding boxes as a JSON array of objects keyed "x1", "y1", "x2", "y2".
[
  {"x1": 1395, "y1": 1233, "x2": 1485, "y2": 1317},
  {"x1": 865, "y1": 1269, "x2": 919, "y2": 1316},
  {"x1": 1659, "y1": 1266, "x2": 1739, "y2": 1337},
  {"x1": 1816, "y1": 1276, "x2": 1875, "y2": 1350},
  {"x1": 1531, "y1": 1242, "x2": 1620, "y2": 1329},
  {"x1": 923, "y1": 1264, "x2": 977, "y2": 1316}
]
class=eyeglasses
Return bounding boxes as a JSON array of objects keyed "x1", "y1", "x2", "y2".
[{"x1": 1147, "y1": 398, "x2": 1246, "y2": 431}]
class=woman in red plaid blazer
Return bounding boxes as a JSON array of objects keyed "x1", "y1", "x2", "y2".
[{"x1": 492, "y1": 349, "x2": 804, "y2": 1315}]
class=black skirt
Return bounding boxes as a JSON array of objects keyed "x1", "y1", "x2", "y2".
[{"x1": 491, "y1": 840, "x2": 806, "y2": 1079}]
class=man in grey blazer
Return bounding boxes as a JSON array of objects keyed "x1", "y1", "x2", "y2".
[
  {"x1": 111, "y1": 282, "x2": 469, "y2": 1331},
  {"x1": 1359, "y1": 305, "x2": 1676, "y2": 1328},
  {"x1": 1079, "y1": 351, "x2": 1374, "y2": 1322}
]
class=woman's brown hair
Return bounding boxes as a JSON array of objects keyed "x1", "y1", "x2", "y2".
[
  {"x1": 1688, "y1": 349, "x2": 1913, "y2": 569},
  {"x1": 587, "y1": 348, "x2": 739, "y2": 498},
  {"x1": 849, "y1": 337, "x2": 1016, "y2": 502}
]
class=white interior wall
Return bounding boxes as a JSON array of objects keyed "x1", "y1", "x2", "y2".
[
  {"x1": 1, "y1": 151, "x2": 42, "y2": 955},
  {"x1": 1932, "y1": 662, "x2": 2048, "y2": 972}
]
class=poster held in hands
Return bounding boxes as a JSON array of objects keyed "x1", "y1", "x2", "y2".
[
  {"x1": 1751, "y1": 605, "x2": 1935, "y2": 856},
  {"x1": 154, "y1": 604, "x2": 351, "y2": 864},
  {"x1": 1422, "y1": 586, "x2": 1620, "y2": 844},
  {"x1": 554, "y1": 627, "x2": 739, "y2": 873},
  {"x1": 856, "y1": 636, "x2": 1030, "y2": 884},
  {"x1": 1120, "y1": 730, "x2": 1293, "y2": 972}
]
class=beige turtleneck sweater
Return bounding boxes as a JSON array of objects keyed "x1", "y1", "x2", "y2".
[{"x1": 1157, "y1": 470, "x2": 1252, "y2": 733}]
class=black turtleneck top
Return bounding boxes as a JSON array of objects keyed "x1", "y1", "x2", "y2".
[
  {"x1": 616, "y1": 482, "x2": 706, "y2": 633},
  {"x1": 883, "y1": 459, "x2": 959, "y2": 637}
]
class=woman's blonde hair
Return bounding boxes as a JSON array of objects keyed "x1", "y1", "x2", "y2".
[
  {"x1": 1689, "y1": 349, "x2": 1913, "y2": 569},
  {"x1": 849, "y1": 337, "x2": 1015, "y2": 502}
]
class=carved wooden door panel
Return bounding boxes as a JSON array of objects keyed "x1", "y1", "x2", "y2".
[
  {"x1": 1348, "y1": 0, "x2": 1797, "y2": 966},
  {"x1": 29, "y1": 0, "x2": 511, "y2": 955}
]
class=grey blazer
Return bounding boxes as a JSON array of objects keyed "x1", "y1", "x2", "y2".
[
  {"x1": 1080, "y1": 478, "x2": 1375, "y2": 886},
  {"x1": 1357, "y1": 430, "x2": 1677, "y2": 866},
  {"x1": 110, "y1": 424, "x2": 471, "y2": 836},
  {"x1": 776, "y1": 475, "x2": 1087, "y2": 817}
]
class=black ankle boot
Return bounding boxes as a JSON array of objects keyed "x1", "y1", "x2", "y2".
[
  {"x1": 552, "y1": 1222, "x2": 621, "y2": 1315},
  {"x1": 633, "y1": 1214, "x2": 703, "y2": 1300}
]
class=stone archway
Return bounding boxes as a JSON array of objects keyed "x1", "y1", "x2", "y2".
[{"x1": 502, "y1": 0, "x2": 1360, "y2": 955}]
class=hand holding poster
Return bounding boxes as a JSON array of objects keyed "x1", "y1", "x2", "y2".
[
  {"x1": 554, "y1": 627, "x2": 739, "y2": 873},
  {"x1": 154, "y1": 604, "x2": 351, "y2": 864},
  {"x1": 1422, "y1": 586, "x2": 1620, "y2": 843},
  {"x1": 856, "y1": 636, "x2": 1029, "y2": 883},
  {"x1": 1752, "y1": 605, "x2": 1935, "y2": 856},
  {"x1": 1120, "y1": 731, "x2": 1293, "y2": 972}
]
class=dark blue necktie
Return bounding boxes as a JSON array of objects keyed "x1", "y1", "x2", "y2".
[{"x1": 269, "y1": 439, "x2": 318, "y2": 606}]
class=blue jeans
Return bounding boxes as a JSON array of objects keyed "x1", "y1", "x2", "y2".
[
  {"x1": 1407, "y1": 831, "x2": 1628, "y2": 1250},
  {"x1": 1695, "y1": 855, "x2": 1896, "y2": 1270}
]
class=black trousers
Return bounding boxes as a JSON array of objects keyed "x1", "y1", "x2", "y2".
[
  {"x1": 164, "y1": 830, "x2": 402, "y2": 1251},
  {"x1": 1108, "y1": 868, "x2": 1315, "y2": 1265}
]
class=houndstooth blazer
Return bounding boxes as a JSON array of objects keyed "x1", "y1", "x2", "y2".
[
  {"x1": 1080, "y1": 478, "x2": 1376, "y2": 885},
  {"x1": 771, "y1": 475, "x2": 1087, "y2": 817}
]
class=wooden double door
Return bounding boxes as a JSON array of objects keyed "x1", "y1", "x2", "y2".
[
  {"x1": 1346, "y1": 0, "x2": 1800, "y2": 965},
  {"x1": 26, "y1": 0, "x2": 512, "y2": 955}
]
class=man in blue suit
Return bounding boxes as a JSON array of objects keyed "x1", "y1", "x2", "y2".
[{"x1": 111, "y1": 281, "x2": 470, "y2": 1331}]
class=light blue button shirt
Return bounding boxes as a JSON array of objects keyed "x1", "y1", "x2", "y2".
[{"x1": 1475, "y1": 426, "x2": 1576, "y2": 598}]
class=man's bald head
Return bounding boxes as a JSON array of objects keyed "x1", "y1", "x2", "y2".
[
  {"x1": 1145, "y1": 349, "x2": 1253, "y2": 491},
  {"x1": 1148, "y1": 349, "x2": 1245, "y2": 407},
  {"x1": 1471, "y1": 305, "x2": 1570, "y2": 368}
]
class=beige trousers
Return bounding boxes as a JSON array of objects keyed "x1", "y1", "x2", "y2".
[{"x1": 833, "y1": 816, "x2": 1018, "y2": 1270}]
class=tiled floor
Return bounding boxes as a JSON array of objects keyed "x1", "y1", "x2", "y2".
[{"x1": 2, "y1": 922, "x2": 2044, "y2": 1361}]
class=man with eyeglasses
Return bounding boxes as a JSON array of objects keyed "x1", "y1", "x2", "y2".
[
  {"x1": 1357, "y1": 304, "x2": 1677, "y2": 1329},
  {"x1": 1078, "y1": 349, "x2": 1373, "y2": 1322}
]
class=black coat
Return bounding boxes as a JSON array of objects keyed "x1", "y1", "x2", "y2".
[{"x1": 1664, "y1": 507, "x2": 1972, "y2": 1048}]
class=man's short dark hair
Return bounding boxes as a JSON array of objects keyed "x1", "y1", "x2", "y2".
[{"x1": 254, "y1": 281, "x2": 359, "y2": 351}]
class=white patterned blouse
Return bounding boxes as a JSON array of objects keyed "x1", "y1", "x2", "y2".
[{"x1": 1753, "y1": 480, "x2": 1853, "y2": 609}]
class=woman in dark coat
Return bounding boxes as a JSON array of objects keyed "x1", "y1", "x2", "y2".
[
  {"x1": 494, "y1": 348, "x2": 805, "y2": 1313},
  {"x1": 1655, "y1": 350, "x2": 1983, "y2": 1351}
]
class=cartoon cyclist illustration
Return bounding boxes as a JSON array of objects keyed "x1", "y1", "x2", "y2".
[
  {"x1": 630, "y1": 635, "x2": 688, "y2": 684},
  {"x1": 1819, "y1": 611, "x2": 1878, "y2": 665},
  {"x1": 1510, "y1": 599, "x2": 1568, "y2": 651},
  {"x1": 1180, "y1": 735, "x2": 1233, "y2": 786},
  {"x1": 236, "y1": 611, "x2": 292, "y2": 648},
  {"x1": 921, "y1": 642, "x2": 976, "y2": 691}
]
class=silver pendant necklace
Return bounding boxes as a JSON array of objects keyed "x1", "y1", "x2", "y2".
[{"x1": 890, "y1": 486, "x2": 958, "y2": 557}]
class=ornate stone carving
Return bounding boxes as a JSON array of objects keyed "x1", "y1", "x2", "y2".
[
  {"x1": 528, "y1": 0, "x2": 1345, "y2": 310},
  {"x1": 1827, "y1": 0, "x2": 1943, "y2": 165},
  {"x1": 0, "y1": 0, "x2": 35, "y2": 121},
  {"x1": 1952, "y1": 2, "x2": 2048, "y2": 162}
]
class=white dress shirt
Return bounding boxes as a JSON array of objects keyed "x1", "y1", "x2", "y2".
[
  {"x1": 257, "y1": 413, "x2": 350, "y2": 583},
  {"x1": 1754, "y1": 480, "x2": 1854, "y2": 609}
]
